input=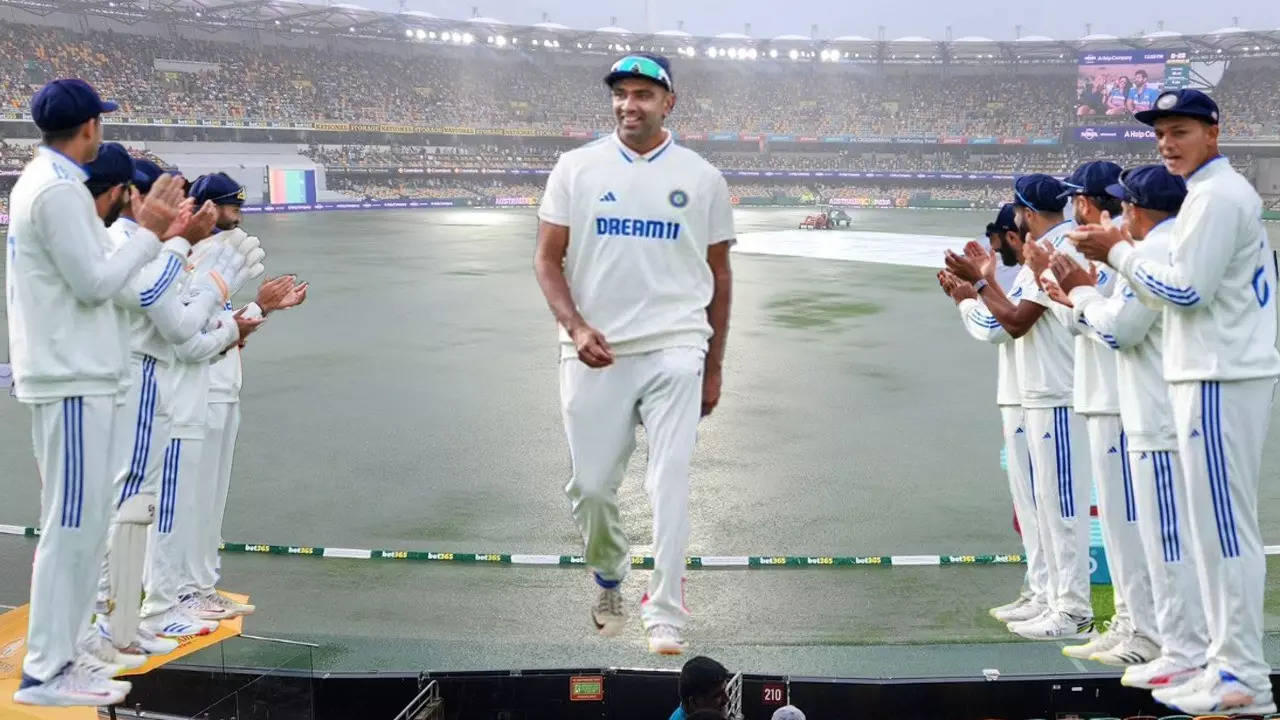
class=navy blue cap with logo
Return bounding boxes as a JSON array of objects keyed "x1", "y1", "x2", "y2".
[
  {"x1": 83, "y1": 142, "x2": 136, "y2": 189},
  {"x1": 190, "y1": 172, "x2": 247, "y2": 206},
  {"x1": 30, "y1": 78, "x2": 118, "y2": 132},
  {"x1": 131, "y1": 158, "x2": 167, "y2": 194},
  {"x1": 604, "y1": 53, "x2": 674, "y2": 92},
  {"x1": 1059, "y1": 160, "x2": 1123, "y2": 198},
  {"x1": 992, "y1": 203, "x2": 1018, "y2": 233},
  {"x1": 1105, "y1": 164, "x2": 1188, "y2": 214},
  {"x1": 1134, "y1": 88, "x2": 1219, "y2": 126},
  {"x1": 1013, "y1": 174, "x2": 1068, "y2": 213}
]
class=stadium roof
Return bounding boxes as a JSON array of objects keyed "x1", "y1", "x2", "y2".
[{"x1": 4, "y1": 0, "x2": 1279, "y2": 62}]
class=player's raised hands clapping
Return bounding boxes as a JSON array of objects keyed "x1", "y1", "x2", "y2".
[
  {"x1": 1023, "y1": 239, "x2": 1055, "y2": 288},
  {"x1": 1069, "y1": 210, "x2": 1132, "y2": 264},
  {"x1": 944, "y1": 240, "x2": 994, "y2": 283},
  {"x1": 1050, "y1": 252, "x2": 1099, "y2": 296},
  {"x1": 937, "y1": 269, "x2": 977, "y2": 303},
  {"x1": 133, "y1": 173, "x2": 188, "y2": 237}
]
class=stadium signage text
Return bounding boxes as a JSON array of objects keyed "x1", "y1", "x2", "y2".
[{"x1": 1073, "y1": 125, "x2": 1156, "y2": 142}]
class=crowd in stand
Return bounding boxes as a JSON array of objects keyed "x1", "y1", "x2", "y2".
[{"x1": 2, "y1": 22, "x2": 1279, "y2": 140}]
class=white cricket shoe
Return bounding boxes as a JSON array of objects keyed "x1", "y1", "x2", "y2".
[
  {"x1": 1154, "y1": 668, "x2": 1276, "y2": 715},
  {"x1": 1005, "y1": 606, "x2": 1053, "y2": 633},
  {"x1": 140, "y1": 607, "x2": 219, "y2": 638},
  {"x1": 647, "y1": 624, "x2": 687, "y2": 655},
  {"x1": 81, "y1": 629, "x2": 147, "y2": 671},
  {"x1": 1011, "y1": 611, "x2": 1093, "y2": 641},
  {"x1": 996, "y1": 599, "x2": 1049, "y2": 624},
  {"x1": 591, "y1": 586, "x2": 626, "y2": 637},
  {"x1": 94, "y1": 616, "x2": 177, "y2": 656},
  {"x1": 988, "y1": 596, "x2": 1030, "y2": 619},
  {"x1": 12, "y1": 662, "x2": 130, "y2": 707},
  {"x1": 1062, "y1": 618, "x2": 1125, "y2": 660},
  {"x1": 1091, "y1": 632, "x2": 1160, "y2": 667},
  {"x1": 180, "y1": 592, "x2": 235, "y2": 621},
  {"x1": 205, "y1": 591, "x2": 255, "y2": 616},
  {"x1": 1121, "y1": 655, "x2": 1202, "y2": 690}
]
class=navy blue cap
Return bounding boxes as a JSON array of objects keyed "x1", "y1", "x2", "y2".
[
  {"x1": 1059, "y1": 161, "x2": 1123, "y2": 198},
  {"x1": 132, "y1": 158, "x2": 165, "y2": 194},
  {"x1": 83, "y1": 142, "x2": 135, "y2": 188},
  {"x1": 604, "y1": 53, "x2": 674, "y2": 92},
  {"x1": 1013, "y1": 174, "x2": 1068, "y2": 213},
  {"x1": 1105, "y1": 164, "x2": 1187, "y2": 213},
  {"x1": 992, "y1": 203, "x2": 1018, "y2": 233},
  {"x1": 190, "y1": 172, "x2": 246, "y2": 206},
  {"x1": 30, "y1": 78, "x2": 118, "y2": 132},
  {"x1": 1134, "y1": 88, "x2": 1219, "y2": 126}
]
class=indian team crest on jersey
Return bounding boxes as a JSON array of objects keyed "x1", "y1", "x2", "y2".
[{"x1": 668, "y1": 189, "x2": 688, "y2": 208}]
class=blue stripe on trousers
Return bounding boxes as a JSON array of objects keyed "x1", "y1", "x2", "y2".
[
  {"x1": 122, "y1": 356, "x2": 158, "y2": 505},
  {"x1": 1120, "y1": 429, "x2": 1136, "y2": 522},
  {"x1": 1203, "y1": 381, "x2": 1240, "y2": 558}
]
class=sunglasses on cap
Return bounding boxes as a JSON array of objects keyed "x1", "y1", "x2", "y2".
[{"x1": 608, "y1": 55, "x2": 673, "y2": 91}]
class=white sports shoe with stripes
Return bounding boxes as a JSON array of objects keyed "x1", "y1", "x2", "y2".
[
  {"x1": 1091, "y1": 632, "x2": 1160, "y2": 667},
  {"x1": 80, "y1": 629, "x2": 147, "y2": 671},
  {"x1": 12, "y1": 661, "x2": 130, "y2": 707},
  {"x1": 1011, "y1": 611, "x2": 1093, "y2": 641},
  {"x1": 1062, "y1": 617, "x2": 1125, "y2": 660},
  {"x1": 180, "y1": 592, "x2": 235, "y2": 621},
  {"x1": 94, "y1": 616, "x2": 178, "y2": 656},
  {"x1": 203, "y1": 591, "x2": 255, "y2": 617},
  {"x1": 140, "y1": 607, "x2": 219, "y2": 638}
]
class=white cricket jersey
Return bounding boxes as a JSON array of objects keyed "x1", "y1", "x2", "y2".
[
  {"x1": 168, "y1": 263, "x2": 240, "y2": 439},
  {"x1": 6, "y1": 146, "x2": 161, "y2": 402},
  {"x1": 1014, "y1": 259, "x2": 1075, "y2": 409},
  {"x1": 108, "y1": 221, "x2": 226, "y2": 372},
  {"x1": 195, "y1": 236, "x2": 253, "y2": 404},
  {"x1": 1071, "y1": 219, "x2": 1175, "y2": 450},
  {"x1": 1108, "y1": 156, "x2": 1280, "y2": 382},
  {"x1": 957, "y1": 266, "x2": 1024, "y2": 407},
  {"x1": 1032, "y1": 219, "x2": 1122, "y2": 415},
  {"x1": 538, "y1": 130, "x2": 735, "y2": 359}
]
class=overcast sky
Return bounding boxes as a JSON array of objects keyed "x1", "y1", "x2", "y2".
[{"x1": 363, "y1": 0, "x2": 1280, "y2": 40}]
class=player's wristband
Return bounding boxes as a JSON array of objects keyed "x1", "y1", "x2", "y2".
[{"x1": 974, "y1": 279, "x2": 988, "y2": 292}]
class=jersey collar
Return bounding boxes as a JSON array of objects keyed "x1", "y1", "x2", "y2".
[
  {"x1": 38, "y1": 145, "x2": 89, "y2": 181},
  {"x1": 1186, "y1": 154, "x2": 1226, "y2": 188},
  {"x1": 612, "y1": 130, "x2": 673, "y2": 164},
  {"x1": 1034, "y1": 219, "x2": 1074, "y2": 244}
]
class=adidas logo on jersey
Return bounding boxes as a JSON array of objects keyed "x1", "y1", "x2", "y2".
[
  {"x1": 1139, "y1": 452, "x2": 1148, "y2": 459},
  {"x1": 1014, "y1": 428, "x2": 1024, "y2": 434},
  {"x1": 1107, "y1": 447, "x2": 1118, "y2": 454},
  {"x1": 1042, "y1": 432, "x2": 1052, "y2": 440},
  {"x1": 599, "y1": 191, "x2": 617, "y2": 202},
  {"x1": 1190, "y1": 429, "x2": 1201, "y2": 438}
]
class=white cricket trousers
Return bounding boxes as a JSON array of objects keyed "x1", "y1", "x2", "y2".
[
  {"x1": 1170, "y1": 379, "x2": 1274, "y2": 690},
  {"x1": 999, "y1": 405, "x2": 1047, "y2": 605},
  {"x1": 1086, "y1": 414, "x2": 1156, "y2": 640},
  {"x1": 1128, "y1": 447, "x2": 1208, "y2": 668},
  {"x1": 23, "y1": 395, "x2": 115, "y2": 682},
  {"x1": 141, "y1": 437, "x2": 203, "y2": 618},
  {"x1": 96, "y1": 354, "x2": 172, "y2": 608},
  {"x1": 561, "y1": 346, "x2": 704, "y2": 631},
  {"x1": 1023, "y1": 407, "x2": 1092, "y2": 618},
  {"x1": 181, "y1": 401, "x2": 240, "y2": 597}
]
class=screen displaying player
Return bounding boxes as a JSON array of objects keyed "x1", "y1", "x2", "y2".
[{"x1": 1076, "y1": 53, "x2": 1167, "y2": 118}]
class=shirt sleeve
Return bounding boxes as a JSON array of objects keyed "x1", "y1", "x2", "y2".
[
  {"x1": 114, "y1": 240, "x2": 188, "y2": 311},
  {"x1": 1070, "y1": 279, "x2": 1159, "y2": 350},
  {"x1": 34, "y1": 182, "x2": 162, "y2": 303},
  {"x1": 957, "y1": 298, "x2": 1011, "y2": 343},
  {"x1": 706, "y1": 172, "x2": 736, "y2": 246},
  {"x1": 537, "y1": 157, "x2": 570, "y2": 226},
  {"x1": 1109, "y1": 192, "x2": 1235, "y2": 311},
  {"x1": 172, "y1": 311, "x2": 239, "y2": 363}
]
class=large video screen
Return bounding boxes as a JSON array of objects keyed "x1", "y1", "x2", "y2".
[{"x1": 1075, "y1": 51, "x2": 1169, "y2": 118}]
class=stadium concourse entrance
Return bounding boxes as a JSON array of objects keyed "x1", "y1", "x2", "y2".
[{"x1": 117, "y1": 646, "x2": 1280, "y2": 719}]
